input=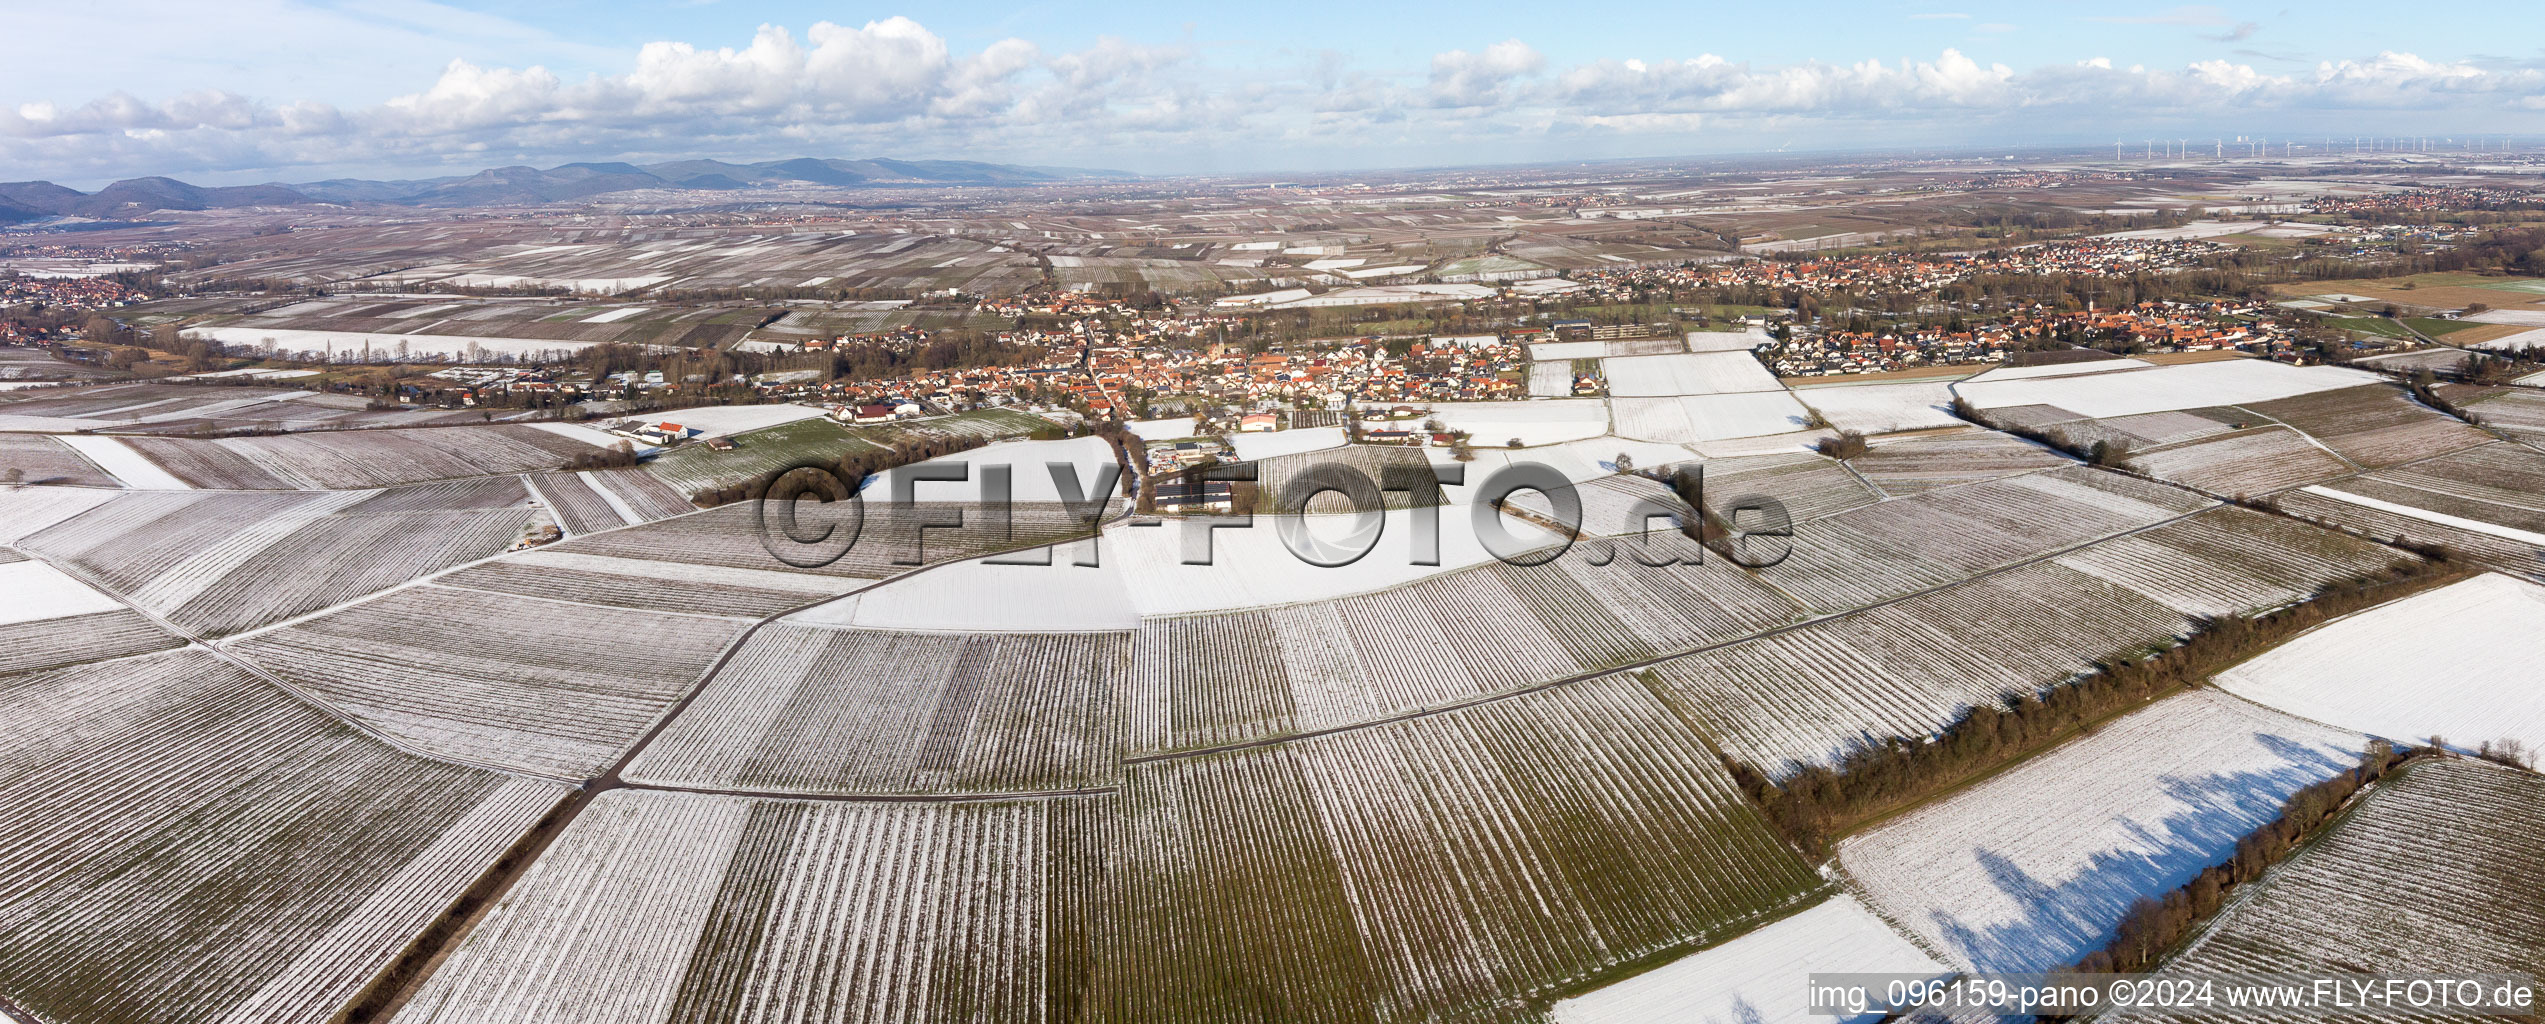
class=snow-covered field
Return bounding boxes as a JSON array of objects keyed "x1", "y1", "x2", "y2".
[
  {"x1": 2471, "y1": 326, "x2": 2545, "y2": 352},
  {"x1": 1424, "y1": 399, "x2": 1612, "y2": 446},
  {"x1": 1792, "y1": 380, "x2": 1965, "y2": 434},
  {"x1": 521, "y1": 421, "x2": 630, "y2": 450},
  {"x1": 2465, "y1": 309, "x2": 2545, "y2": 327},
  {"x1": 1684, "y1": 328, "x2": 1771, "y2": 353},
  {"x1": 1530, "y1": 340, "x2": 1608, "y2": 361},
  {"x1": 0, "y1": 560, "x2": 123, "y2": 624},
  {"x1": 2217, "y1": 573, "x2": 2545, "y2": 755},
  {"x1": 1124, "y1": 416, "x2": 1204, "y2": 442},
  {"x1": 1230, "y1": 426, "x2": 1346, "y2": 461},
  {"x1": 1841, "y1": 690, "x2": 2364, "y2": 972},
  {"x1": 645, "y1": 403, "x2": 828, "y2": 438},
  {"x1": 1956, "y1": 360, "x2": 2380, "y2": 419},
  {"x1": 2298, "y1": 484, "x2": 2545, "y2": 546},
  {"x1": 1959, "y1": 357, "x2": 2154, "y2": 383},
  {"x1": 1604, "y1": 352, "x2": 1781, "y2": 397},
  {"x1": 1551, "y1": 896, "x2": 1946, "y2": 1024},
  {"x1": 579, "y1": 306, "x2": 648, "y2": 324},
  {"x1": 0, "y1": 486, "x2": 114, "y2": 542},
  {"x1": 54, "y1": 435, "x2": 191, "y2": 488},
  {"x1": 1529, "y1": 360, "x2": 1578, "y2": 398},
  {"x1": 1612, "y1": 393, "x2": 1814, "y2": 443},
  {"x1": 2095, "y1": 219, "x2": 2272, "y2": 240}
]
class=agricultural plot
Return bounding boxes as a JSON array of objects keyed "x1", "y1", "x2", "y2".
[
  {"x1": 2361, "y1": 441, "x2": 2545, "y2": 520},
  {"x1": 0, "y1": 433, "x2": 115, "y2": 487},
  {"x1": 1956, "y1": 360, "x2": 2382, "y2": 419},
  {"x1": 1840, "y1": 691, "x2": 2365, "y2": 972},
  {"x1": 437, "y1": 548, "x2": 858, "y2": 618},
  {"x1": 556, "y1": 499, "x2": 1108, "y2": 582},
  {"x1": 1750, "y1": 466, "x2": 2213, "y2": 612},
  {"x1": 624, "y1": 624, "x2": 1126, "y2": 795},
  {"x1": 2216, "y1": 573, "x2": 2545, "y2": 757},
  {"x1": 1226, "y1": 426, "x2": 1345, "y2": 461},
  {"x1": 232, "y1": 583, "x2": 751, "y2": 778},
  {"x1": 640, "y1": 418, "x2": 882, "y2": 497},
  {"x1": 2241, "y1": 383, "x2": 2490, "y2": 468},
  {"x1": 0, "y1": 382, "x2": 409, "y2": 433},
  {"x1": 1603, "y1": 352, "x2": 1781, "y2": 397},
  {"x1": 1697, "y1": 451, "x2": 1882, "y2": 522},
  {"x1": 1653, "y1": 505, "x2": 2405, "y2": 774},
  {"x1": 1612, "y1": 393, "x2": 1815, "y2": 443},
  {"x1": 118, "y1": 425, "x2": 599, "y2": 489},
  {"x1": 392, "y1": 788, "x2": 1092, "y2": 1024},
  {"x1": 1790, "y1": 380, "x2": 1964, "y2": 435},
  {"x1": 2040, "y1": 407, "x2": 2243, "y2": 451},
  {"x1": 1845, "y1": 428, "x2": 2072, "y2": 495},
  {"x1": 56, "y1": 435, "x2": 192, "y2": 488},
  {"x1": 527, "y1": 471, "x2": 628, "y2": 534},
  {"x1": 1529, "y1": 360, "x2": 1578, "y2": 398},
  {"x1": 2458, "y1": 386, "x2": 2545, "y2": 442},
  {"x1": 2121, "y1": 427, "x2": 2355, "y2": 497},
  {"x1": 1251, "y1": 442, "x2": 1440, "y2": 513},
  {"x1": 0, "y1": 485, "x2": 115, "y2": 543},
  {"x1": 0, "y1": 558, "x2": 183, "y2": 674},
  {"x1": 1423, "y1": 399, "x2": 1611, "y2": 446},
  {"x1": 1109, "y1": 674, "x2": 1825, "y2": 1022},
  {"x1": 1123, "y1": 551, "x2": 1798, "y2": 754},
  {"x1": 1550, "y1": 896, "x2": 1946, "y2": 1024},
  {"x1": 0, "y1": 648, "x2": 568, "y2": 1024},
  {"x1": 2276, "y1": 486, "x2": 2545, "y2": 582},
  {"x1": 22, "y1": 483, "x2": 536, "y2": 637},
  {"x1": 2107, "y1": 759, "x2": 2545, "y2": 1007}
]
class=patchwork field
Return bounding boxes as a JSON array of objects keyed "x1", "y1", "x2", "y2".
[
  {"x1": 624, "y1": 624, "x2": 1127, "y2": 796},
  {"x1": 1747, "y1": 466, "x2": 2214, "y2": 612},
  {"x1": 232, "y1": 583, "x2": 753, "y2": 778},
  {"x1": 119, "y1": 425, "x2": 599, "y2": 489},
  {"x1": 1845, "y1": 428, "x2": 2072, "y2": 495},
  {"x1": 1654, "y1": 505, "x2": 2408, "y2": 773},
  {"x1": 1111, "y1": 674, "x2": 1826, "y2": 1021},
  {"x1": 22, "y1": 482, "x2": 538, "y2": 636},
  {"x1": 2122, "y1": 426, "x2": 2356, "y2": 497},
  {"x1": 0, "y1": 433, "x2": 115, "y2": 487},
  {"x1": 2241, "y1": 383, "x2": 2490, "y2": 468},
  {"x1": 387, "y1": 789, "x2": 1086, "y2": 1024},
  {"x1": 0, "y1": 648, "x2": 569, "y2": 1024}
]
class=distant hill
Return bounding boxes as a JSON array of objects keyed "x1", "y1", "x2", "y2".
[{"x1": 0, "y1": 155, "x2": 1134, "y2": 221}]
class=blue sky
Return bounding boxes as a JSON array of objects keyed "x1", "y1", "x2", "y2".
[{"x1": 4, "y1": 1, "x2": 2540, "y2": 185}]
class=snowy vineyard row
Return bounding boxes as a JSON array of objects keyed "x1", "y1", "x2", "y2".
[
  {"x1": 1754, "y1": 465, "x2": 2216, "y2": 611},
  {"x1": 401, "y1": 676, "x2": 1821, "y2": 1024},
  {"x1": 118, "y1": 425, "x2": 598, "y2": 490},
  {"x1": 0, "y1": 649, "x2": 566, "y2": 1024},
  {"x1": 20, "y1": 483, "x2": 538, "y2": 637},
  {"x1": 1651, "y1": 505, "x2": 2408, "y2": 774},
  {"x1": 626, "y1": 625, "x2": 1125, "y2": 796},
  {"x1": 234, "y1": 583, "x2": 752, "y2": 778}
]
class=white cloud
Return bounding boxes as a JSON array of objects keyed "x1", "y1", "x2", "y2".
[
  {"x1": 1429, "y1": 40, "x2": 1545, "y2": 107},
  {"x1": 1, "y1": 16, "x2": 2542, "y2": 182}
]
